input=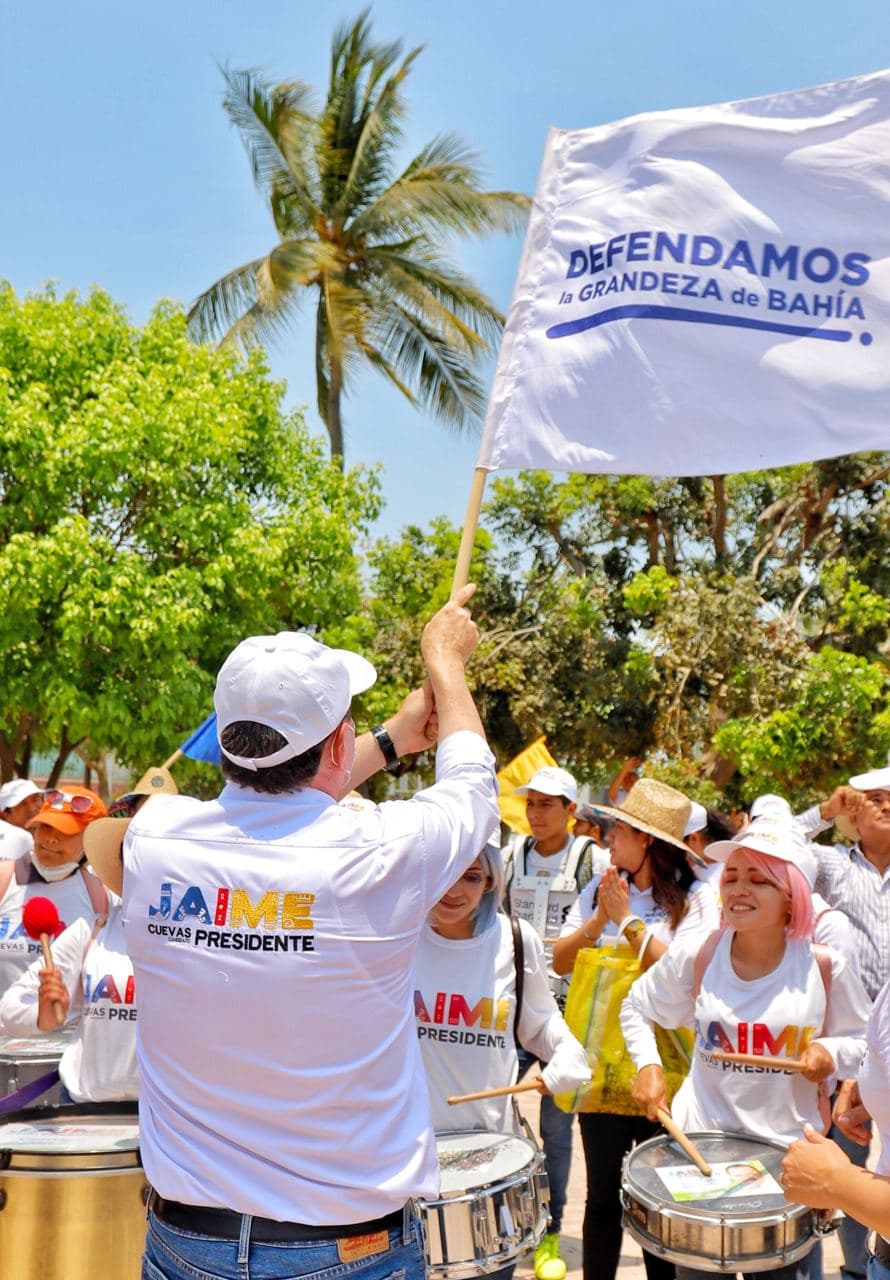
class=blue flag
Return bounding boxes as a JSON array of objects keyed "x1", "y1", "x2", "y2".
[{"x1": 179, "y1": 712, "x2": 221, "y2": 765}]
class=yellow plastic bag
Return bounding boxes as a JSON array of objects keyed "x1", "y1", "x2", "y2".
[{"x1": 554, "y1": 945, "x2": 693, "y2": 1115}]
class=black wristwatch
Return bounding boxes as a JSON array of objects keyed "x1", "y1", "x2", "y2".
[{"x1": 371, "y1": 724, "x2": 401, "y2": 774}]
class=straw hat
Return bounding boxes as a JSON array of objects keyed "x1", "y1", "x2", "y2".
[
  {"x1": 84, "y1": 766, "x2": 178, "y2": 896},
  {"x1": 592, "y1": 778, "x2": 692, "y2": 853}
]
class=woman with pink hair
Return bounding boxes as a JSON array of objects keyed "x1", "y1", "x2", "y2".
[{"x1": 619, "y1": 812, "x2": 872, "y2": 1280}]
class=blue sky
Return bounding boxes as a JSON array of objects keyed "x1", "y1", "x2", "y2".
[{"x1": 3, "y1": 0, "x2": 889, "y2": 542}]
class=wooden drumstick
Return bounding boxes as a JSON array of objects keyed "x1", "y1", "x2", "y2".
[
  {"x1": 38, "y1": 935, "x2": 65, "y2": 1027},
  {"x1": 712, "y1": 1052, "x2": 806, "y2": 1072},
  {"x1": 655, "y1": 1107, "x2": 712, "y2": 1177},
  {"x1": 448, "y1": 1078, "x2": 547, "y2": 1105}
]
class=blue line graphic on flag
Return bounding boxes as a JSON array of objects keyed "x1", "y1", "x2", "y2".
[
  {"x1": 545, "y1": 304, "x2": 860, "y2": 345},
  {"x1": 179, "y1": 712, "x2": 221, "y2": 765}
]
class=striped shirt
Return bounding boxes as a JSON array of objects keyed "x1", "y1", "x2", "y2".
[{"x1": 799, "y1": 804, "x2": 890, "y2": 999}]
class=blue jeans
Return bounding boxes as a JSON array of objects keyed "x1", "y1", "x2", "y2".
[
  {"x1": 517, "y1": 1048, "x2": 573, "y2": 1234},
  {"x1": 143, "y1": 1208, "x2": 425, "y2": 1280},
  {"x1": 868, "y1": 1257, "x2": 890, "y2": 1280},
  {"x1": 830, "y1": 1116, "x2": 870, "y2": 1280}
]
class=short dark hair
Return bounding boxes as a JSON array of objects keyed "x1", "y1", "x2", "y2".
[
  {"x1": 704, "y1": 808, "x2": 737, "y2": 843},
  {"x1": 219, "y1": 721, "x2": 326, "y2": 795}
]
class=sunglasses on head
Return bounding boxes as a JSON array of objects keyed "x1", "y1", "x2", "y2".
[{"x1": 44, "y1": 790, "x2": 93, "y2": 814}]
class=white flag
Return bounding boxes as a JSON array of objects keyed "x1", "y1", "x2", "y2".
[{"x1": 478, "y1": 70, "x2": 890, "y2": 477}]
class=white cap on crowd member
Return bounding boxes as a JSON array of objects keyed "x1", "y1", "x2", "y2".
[
  {"x1": 215, "y1": 632, "x2": 377, "y2": 772},
  {"x1": 849, "y1": 766, "x2": 890, "y2": 791},
  {"x1": 706, "y1": 811, "x2": 818, "y2": 888},
  {"x1": 684, "y1": 801, "x2": 708, "y2": 837},
  {"x1": 514, "y1": 766, "x2": 578, "y2": 803},
  {"x1": 749, "y1": 793, "x2": 792, "y2": 820},
  {"x1": 0, "y1": 779, "x2": 42, "y2": 812}
]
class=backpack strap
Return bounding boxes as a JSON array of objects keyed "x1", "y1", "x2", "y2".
[
  {"x1": 811, "y1": 943, "x2": 834, "y2": 1132},
  {"x1": 79, "y1": 865, "x2": 109, "y2": 919},
  {"x1": 691, "y1": 929, "x2": 724, "y2": 999},
  {"x1": 510, "y1": 916, "x2": 525, "y2": 1060},
  {"x1": 812, "y1": 944, "x2": 833, "y2": 1033},
  {"x1": 564, "y1": 836, "x2": 596, "y2": 891}
]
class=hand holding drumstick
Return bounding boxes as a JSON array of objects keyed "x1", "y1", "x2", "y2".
[{"x1": 633, "y1": 1064, "x2": 712, "y2": 1176}]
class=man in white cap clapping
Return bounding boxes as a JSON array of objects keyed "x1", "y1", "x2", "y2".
[{"x1": 118, "y1": 587, "x2": 498, "y2": 1280}]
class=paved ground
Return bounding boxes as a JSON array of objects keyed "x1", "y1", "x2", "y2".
[{"x1": 511, "y1": 1092, "x2": 846, "y2": 1280}]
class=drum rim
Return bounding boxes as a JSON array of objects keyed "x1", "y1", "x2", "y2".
[
  {"x1": 0, "y1": 1100, "x2": 140, "y2": 1169},
  {"x1": 622, "y1": 1129, "x2": 811, "y2": 1224}
]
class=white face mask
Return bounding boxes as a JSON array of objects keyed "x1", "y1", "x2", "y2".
[{"x1": 30, "y1": 850, "x2": 80, "y2": 883}]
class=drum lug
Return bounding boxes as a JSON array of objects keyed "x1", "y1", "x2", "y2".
[
  {"x1": 0, "y1": 1150, "x2": 10, "y2": 1172},
  {"x1": 472, "y1": 1204, "x2": 494, "y2": 1257},
  {"x1": 0, "y1": 1189, "x2": 6, "y2": 1210}
]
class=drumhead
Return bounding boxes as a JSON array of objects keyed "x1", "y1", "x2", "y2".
[
  {"x1": 0, "y1": 1032, "x2": 72, "y2": 1061},
  {"x1": 435, "y1": 1131, "x2": 537, "y2": 1194},
  {"x1": 624, "y1": 1132, "x2": 792, "y2": 1216},
  {"x1": 0, "y1": 1102, "x2": 140, "y2": 1170}
]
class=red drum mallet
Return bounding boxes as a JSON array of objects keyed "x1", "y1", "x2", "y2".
[{"x1": 22, "y1": 897, "x2": 66, "y2": 1026}]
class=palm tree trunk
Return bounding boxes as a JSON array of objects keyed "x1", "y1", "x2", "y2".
[{"x1": 327, "y1": 356, "x2": 344, "y2": 468}]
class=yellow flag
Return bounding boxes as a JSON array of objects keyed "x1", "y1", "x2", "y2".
[{"x1": 497, "y1": 737, "x2": 557, "y2": 834}]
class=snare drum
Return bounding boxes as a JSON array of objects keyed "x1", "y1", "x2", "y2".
[
  {"x1": 0, "y1": 1102, "x2": 147, "y2": 1279},
  {"x1": 621, "y1": 1131, "x2": 837, "y2": 1274},
  {"x1": 419, "y1": 1130, "x2": 549, "y2": 1278},
  {"x1": 0, "y1": 1031, "x2": 72, "y2": 1107}
]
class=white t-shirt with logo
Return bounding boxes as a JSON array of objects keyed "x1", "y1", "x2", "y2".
[
  {"x1": 0, "y1": 900, "x2": 138, "y2": 1101},
  {"x1": 621, "y1": 931, "x2": 871, "y2": 1143},
  {"x1": 561, "y1": 873, "x2": 721, "y2": 951},
  {"x1": 0, "y1": 859, "x2": 107, "y2": 997},
  {"x1": 123, "y1": 729, "x2": 498, "y2": 1225},
  {"x1": 858, "y1": 977, "x2": 890, "y2": 1178},
  {"x1": 415, "y1": 914, "x2": 580, "y2": 1132}
]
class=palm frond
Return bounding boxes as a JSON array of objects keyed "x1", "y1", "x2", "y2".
[
  {"x1": 352, "y1": 133, "x2": 530, "y2": 240},
  {"x1": 187, "y1": 257, "x2": 266, "y2": 344},
  {"x1": 367, "y1": 300, "x2": 488, "y2": 429},
  {"x1": 365, "y1": 245, "x2": 505, "y2": 349},
  {"x1": 222, "y1": 66, "x2": 319, "y2": 229}
]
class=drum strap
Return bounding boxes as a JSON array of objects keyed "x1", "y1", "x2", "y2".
[
  {"x1": 0, "y1": 1068, "x2": 60, "y2": 1114},
  {"x1": 510, "y1": 916, "x2": 525, "y2": 1061}
]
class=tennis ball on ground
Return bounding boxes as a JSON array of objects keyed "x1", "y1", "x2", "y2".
[{"x1": 538, "y1": 1260, "x2": 567, "y2": 1280}]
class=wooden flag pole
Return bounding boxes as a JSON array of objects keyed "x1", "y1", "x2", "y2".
[
  {"x1": 161, "y1": 749, "x2": 183, "y2": 770},
  {"x1": 450, "y1": 468, "x2": 489, "y2": 600}
]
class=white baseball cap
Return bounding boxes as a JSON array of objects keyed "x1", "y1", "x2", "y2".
[
  {"x1": 214, "y1": 632, "x2": 376, "y2": 771},
  {"x1": 515, "y1": 766, "x2": 578, "y2": 803},
  {"x1": 705, "y1": 812, "x2": 818, "y2": 888},
  {"x1": 849, "y1": 766, "x2": 890, "y2": 792},
  {"x1": 0, "y1": 779, "x2": 42, "y2": 811},
  {"x1": 683, "y1": 801, "x2": 708, "y2": 837}
]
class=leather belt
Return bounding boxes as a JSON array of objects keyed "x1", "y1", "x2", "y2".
[
  {"x1": 873, "y1": 1233, "x2": 890, "y2": 1269},
  {"x1": 148, "y1": 1192, "x2": 404, "y2": 1244}
]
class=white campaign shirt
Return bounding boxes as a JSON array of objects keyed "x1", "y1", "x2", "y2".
[
  {"x1": 415, "y1": 914, "x2": 579, "y2": 1132},
  {"x1": 0, "y1": 859, "x2": 106, "y2": 997},
  {"x1": 561, "y1": 873, "x2": 721, "y2": 951},
  {"x1": 0, "y1": 826, "x2": 33, "y2": 860},
  {"x1": 123, "y1": 730, "x2": 498, "y2": 1224},
  {"x1": 621, "y1": 932, "x2": 871, "y2": 1144},
  {"x1": 859, "y1": 978, "x2": 890, "y2": 1178},
  {"x1": 0, "y1": 900, "x2": 138, "y2": 1101}
]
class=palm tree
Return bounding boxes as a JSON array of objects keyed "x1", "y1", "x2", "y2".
[{"x1": 187, "y1": 10, "x2": 529, "y2": 466}]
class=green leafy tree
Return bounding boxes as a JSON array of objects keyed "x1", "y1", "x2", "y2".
[
  {"x1": 0, "y1": 284, "x2": 379, "y2": 791},
  {"x1": 187, "y1": 11, "x2": 529, "y2": 465}
]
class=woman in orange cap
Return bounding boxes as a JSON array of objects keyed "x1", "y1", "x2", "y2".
[{"x1": 0, "y1": 786, "x2": 108, "y2": 998}]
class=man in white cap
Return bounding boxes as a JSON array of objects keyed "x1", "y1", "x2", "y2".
[
  {"x1": 0, "y1": 779, "x2": 42, "y2": 859},
  {"x1": 118, "y1": 587, "x2": 498, "y2": 1280},
  {"x1": 797, "y1": 765, "x2": 890, "y2": 1280},
  {"x1": 503, "y1": 764, "x2": 609, "y2": 1280}
]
